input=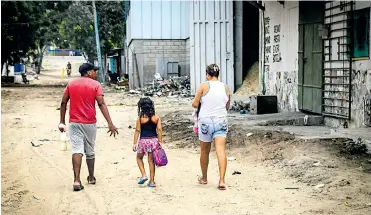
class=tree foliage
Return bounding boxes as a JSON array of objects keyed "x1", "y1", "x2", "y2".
[
  {"x1": 58, "y1": 1, "x2": 96, "y2": 62},
  {"x1": 58, "y1": 1, "x2": 126, "y2": 62},
  {"x1": 1, "y1": 1, "x2": 44, "y2": 66},
  {"x1": 1, "y1": 1, "x2": 126, "y2": 70},
  {"x1": 96, "y1": 1, "x2": 126, "y2": 55},
  {"x1": 1, "y1": 1, "x2": 72, "y2": 69}
]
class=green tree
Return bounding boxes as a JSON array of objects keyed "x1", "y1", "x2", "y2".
[
  {"x1": 1, "y1": 1, "x2": 72, "y2": 73},
  {"x1": 96, "y1": 1, "x2": 126, "y2": 55},
  {"x1": 1, "y1": 1, "x2": 44, "y2": 71},
  {"x1": 33, "y1": 1, "x2": 72, "y2": 73},
  {"x1": 59, "y1": 1, "x2": 96, "y2": 62}
]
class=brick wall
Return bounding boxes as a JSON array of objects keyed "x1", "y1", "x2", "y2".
[{"x1": 128, "y1": 39, "x2": 190, "y2": 88}]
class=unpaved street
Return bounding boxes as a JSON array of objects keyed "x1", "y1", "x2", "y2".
[{"x1": 2, "y1": 67, "x2": 371, "y2": 215}]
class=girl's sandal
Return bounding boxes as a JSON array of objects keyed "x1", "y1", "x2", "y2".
[{"x1": 147, "y1": 183, "x2": 156, "y2": 188}]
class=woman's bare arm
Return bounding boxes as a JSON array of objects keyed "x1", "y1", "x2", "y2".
[
  {"x1": 225, "y1": 84, "x2": 231, "y2": 110},
  {"x1": 192, "y1": 83, "x2": 205, "y2": 108}
]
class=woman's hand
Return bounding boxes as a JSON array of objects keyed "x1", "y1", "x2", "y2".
[{"x1": 132, "y1": 143, "x2": 137, "y2": 152}]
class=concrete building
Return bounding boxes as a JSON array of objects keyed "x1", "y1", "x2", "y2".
[
  {"x1": 125, "y1": 0, "x2": 190, "y2": 88},
  {"x1": 259, "y1": 1, "x2": 371, "y2": 128},
  {"x1": 124, "y1": 0, "x2": 370, "y2": 128}
]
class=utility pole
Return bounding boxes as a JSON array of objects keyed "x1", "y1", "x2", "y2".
[{"x1": 92, "y1": 1, "x2": 104, "y2": 83}]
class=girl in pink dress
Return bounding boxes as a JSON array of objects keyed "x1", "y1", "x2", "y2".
[{"x1": 133, "y1": 97, "x2": 163, "y2": 187}]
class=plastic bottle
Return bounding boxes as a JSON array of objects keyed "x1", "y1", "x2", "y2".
[{"x1": 60, "y1": 132, "x2": 67, "y2": 151}]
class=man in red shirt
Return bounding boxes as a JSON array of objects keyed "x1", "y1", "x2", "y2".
[{"x1": 59, "y1": 62, "x2": 118, "y2": 191}]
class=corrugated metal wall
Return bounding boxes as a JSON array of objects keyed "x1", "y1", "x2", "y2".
[
  {"x1": 126, "y1": 0, "x2": 190, "y2": 43},
  {"x1": 190, "y1": 0, "x2": 235, "y2": 94}
]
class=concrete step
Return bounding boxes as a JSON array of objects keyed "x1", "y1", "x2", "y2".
[{"x1": 229, "y1": 112, "x2": 324, "y2": 127}]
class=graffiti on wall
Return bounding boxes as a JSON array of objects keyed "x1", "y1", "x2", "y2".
[
  {"x1": 264, "y1": 17, "x2": 271, "y2": 68},
  {"x1": 275, "y1": 71, "x2": 298, "y2": 112},
  {"x1": 273, "y1": 24, "x2": 281, "y2": 63},
  {"x1": 351, "y1": 70, "x2": 371, "y2": 127}
]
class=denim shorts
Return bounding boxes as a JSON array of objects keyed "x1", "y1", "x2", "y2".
[{"x1": 198, "y1": 117, "x2": 228, "y2": 142}]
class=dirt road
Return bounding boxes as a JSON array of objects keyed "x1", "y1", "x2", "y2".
[{"x1": 2, "y1": 67, "x2": 371, "y2": 215}]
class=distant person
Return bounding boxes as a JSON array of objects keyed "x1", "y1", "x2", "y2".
[
  {"x1": 133, "y1": 97, "x2": 163, "y2": 188},
  {"x1": 67, "y1": 62, "x2": 72, "y2": 76},
  {"x1": 59, "y1": 62, "x2": 119, "y2": 192},
  {"x1": 191, "y1": 63, "x2": 231, "y2": 190}
]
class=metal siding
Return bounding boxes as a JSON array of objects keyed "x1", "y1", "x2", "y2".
[
  {"x1": 128, "y1": 0, "x2": 189, "y2": 40},
  {"x1": 142, "y1": 1, "x2": 152, "y2": 39},
  {"x1": 190, "y1": 0, "x2": 234, "y2": 94},
  {"x1": 161, "y1": 1, "x2": 171, "y2": 39},
  {"x1": 183, "y1": 2, "x2": 190, "y2": 38},
  {"x1": 171, "y1": 1, "x2": 181, "y2": 38},
  {"x1": 126, "y1": 10, "x2": 132, "y2": 43},
  {"x1": 131, "y1": 2, "x2": 142, "y2": 39},
  {"x1": 151, "y1": 1, "x2": 162, "y2": 39}
]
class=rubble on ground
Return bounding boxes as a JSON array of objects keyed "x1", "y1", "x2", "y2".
[
  {"x1": 230, "y1": 100, "x2": 250, "y2": 112},
  {"x1": 130, "y1": 73, "x2": 192, "y2": 98},
  {"x1": 25, "y1": 70, "x2": 39, "y2": 80}
]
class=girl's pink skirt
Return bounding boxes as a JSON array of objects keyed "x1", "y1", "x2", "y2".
[{"x1": 136, "y1": 137, "x2": 159, "y2": 154}]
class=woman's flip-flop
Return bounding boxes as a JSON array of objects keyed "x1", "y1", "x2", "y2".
[
  {"x1": 87, "y1": 176, "x2": 96, "y2": 185},
  {"x1": 198, "y1": 176, "x2": 207, "y2": 185},
  {"x1": 138, "y1": 177, "x2": 148, "y2": 184},
  {"x1": 217, "y1": 185, "x2": 227, "y2": 190},
  {"x1": 73, "y1": 183, "x2": 84, "y2": 192},
  {"x1": 147, "y1": 183, "x2": 156, "y2": 188}
]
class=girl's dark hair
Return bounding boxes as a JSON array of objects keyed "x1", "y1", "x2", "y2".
[
  {"x1": 137, "y1": 97, "x2": 155, "y2": 118},
  {"x1": 206, "y1": 63, "x2": 220, "y2": 77}
]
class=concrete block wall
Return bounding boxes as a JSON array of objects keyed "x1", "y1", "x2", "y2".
[{"x1": 128, "y1": 39, "x2": 190, "y2": 88}]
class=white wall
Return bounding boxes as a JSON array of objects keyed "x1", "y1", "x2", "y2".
[
  {"x1": 260, "y1": 1, "x2": 299, "y2": 112},
  {"x1": 126, "y1": 0, "x2": 190, "y2": 44}
]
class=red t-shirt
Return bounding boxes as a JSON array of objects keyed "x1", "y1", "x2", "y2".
[{"x1": 64, "y1": 77, "x2": 103, "y2": 124}]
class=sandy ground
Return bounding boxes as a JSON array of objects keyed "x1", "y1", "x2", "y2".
[{"x1": 2, "y1": 61, "x2": 371, "y2": 215}]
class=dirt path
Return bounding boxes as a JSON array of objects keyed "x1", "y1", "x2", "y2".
[{"x1": 2, "y1": 69, "x2": 371, "y2": 215}]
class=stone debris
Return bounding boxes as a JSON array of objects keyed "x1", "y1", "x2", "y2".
[
  {"x1": 315, "y1": 184, "x2": 325, "y2": 189},
  {"x1": 227, "y1": 157, "x2": 237, "y2": 161},
  {"x1": 131, "y1": 74, "x2": 192, "y2": 98},
  {"x1": 25, "y1": 70, "x2": 39, "y2": 80},
  {"x1": 230, "y1": 100, "x2": 250, "y2": 113}
]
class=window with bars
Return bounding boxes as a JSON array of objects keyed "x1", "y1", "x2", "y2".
[{"x1": 352, "y1": 7, "x2": 370, "y2": 59}]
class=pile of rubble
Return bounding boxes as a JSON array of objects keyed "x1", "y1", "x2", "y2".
[
  {"x1": 230, "y1": 100, "x2": 250, "y2": 114},
  {"x1": 130, "y1": 73, "x2": 192, "y2": 98}
]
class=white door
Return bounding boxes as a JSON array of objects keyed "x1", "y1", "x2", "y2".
[{"x1": 190, "y1": 0, "x2": 235, "y2": 94}]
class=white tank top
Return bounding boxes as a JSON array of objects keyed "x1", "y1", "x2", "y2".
[{"x1": 199, "y1": 81, "x2": 229, "y2": 119}]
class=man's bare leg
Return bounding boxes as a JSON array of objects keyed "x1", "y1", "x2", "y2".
[
  {"x1": 86, "y1": 158, "x2": 96, "y2": 184},
  {"x1": 72, "y1": 154, "x2": 83, "y2": 188}
]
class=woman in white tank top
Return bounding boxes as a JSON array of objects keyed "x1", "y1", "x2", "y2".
[{"x1": 191, "y1": 63, "x2": 231, "y2": 190}]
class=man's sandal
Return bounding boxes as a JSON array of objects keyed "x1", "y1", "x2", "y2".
[
  {"x1": 73, "y1": 183, "x2": 84, "y2": 192},
  {"x1": 87, "y1": 176, "x2": 96, "y2": 185}
]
